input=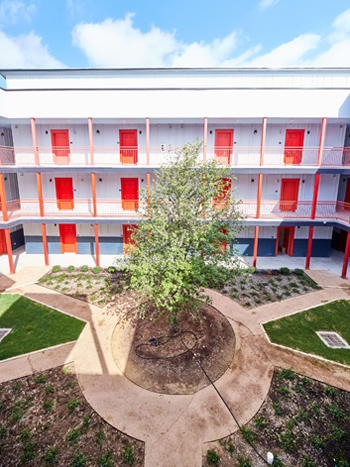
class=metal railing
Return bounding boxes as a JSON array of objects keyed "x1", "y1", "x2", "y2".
[
  {"x1": 1, "y1": 199, "x2": 350, "y2": 223},
  {"x1": 1, "y1": 144, "x2": 350, "y2": 167}
]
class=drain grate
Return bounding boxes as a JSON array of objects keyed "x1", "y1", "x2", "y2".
[
  {"x1": 316, "y1": 331, "x2": 350, "y2": 349},
  {"x1": 0, "y1": 328, "x2": 11, "y2": 343}
]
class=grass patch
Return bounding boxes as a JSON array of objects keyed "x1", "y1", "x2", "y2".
[
  {"x1": 263, "y1": 300, "x2": 350, "y2": 366},
  {"x1": 0, "y1": 294, "x2": 85, "y2": 361}
]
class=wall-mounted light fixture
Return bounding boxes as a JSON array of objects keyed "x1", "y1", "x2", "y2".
[
  {"x1": 169, "y1": 124, "x2": 172, "y2": 128},
  {"x1": 49, "y1": 179, "x2": 52, "y2": 182},
  {"x1": 54, "y1": 223, "x2": 57, "y2": 227},
  {"x1": 210, "y1": 130, "x2": 212, "y2": 134},
  {"x1": 340, "y1": 125, "x2": 343, "y2": 129},
  {"x1": 4, "y1": 177, "x2": 7, "y2": 181},
  {"x1": 96, "y1": 130, "x2": 100, "y2": 135},
  {"x1": 139, "y1": 130, "x2": 142, "y2": 134},
  {"x1": 45, "y1": 130, "x2": 48, "y2": 134},
  {"x1": 99, "y1": 178, "x2": 102, "y2": 183},
  {"x1": 251, "y1": 178, "x2": 255, "y2": 183},
  {"x1": 307, "y1": 130, "x2": 310, "y2": 134},
  {"x1": 15, "y1": 125, "x2": 18, "y2": 129},
  {"x1": 254, "y1": 130, "x2": 258, "y2": 135},
  {"x1": 141, "y1": 179, "x2": 144, "y2": 182},
  {"x1": 302, "y1": 180, "x2": 305, "y2": 183},
  {"x1": 0, "y1": 132, "x2": 4, "y2": 137}
]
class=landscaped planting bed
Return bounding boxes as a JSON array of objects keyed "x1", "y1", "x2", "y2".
[
  {"x1": 39, "y1": 265, "x2": 128, "y2": 308},
  {"x1": 203, "y1": 368, "x2": 350, "y2": 467},
  {"x1": 0, "y1": 364, "x2": 144, "y2": 466},
  {"x1": 211, "y1": 268, "x2": 320, "y2": 308}
]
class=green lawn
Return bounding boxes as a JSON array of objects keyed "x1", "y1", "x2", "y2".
[
  {"x1": 0, "y1": 294, "x2": 85, "y2": 361},
  {"x1": 263, "y1": 299, "x2": 350, "y2": 366}
]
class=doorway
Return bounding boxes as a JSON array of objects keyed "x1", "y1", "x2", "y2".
[
  {"x1": 284, "y1": 129, "x2": 305, "y2": 165},
  {"x1": 276, "y1": 226, "x2": 295, "y2": 256},
  {"x1": 55, "y1": 178, "x2": 74, "y2": 210},
  {"x1": 123, "y1": 224, "x2": 137, "y2": 253},
  {"x1": 119, "y1": 130, "x2": 138, "y2": 164},
  {"x1": 214, "y1": 130, "x2": 233, "y2": 163},
  {"x1": 59, "y1": 224, "x2": 77, "y2": 253},
  {"x1": 51, "y1": 130, "x2": 70, "y2": 164},
  {"x1": 121, "y1": 178, "x2": 139, "y2": 210}
]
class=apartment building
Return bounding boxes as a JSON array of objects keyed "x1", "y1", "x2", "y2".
[{"x1": 0, "y1": 68, "x2": 350, "y2": 276}]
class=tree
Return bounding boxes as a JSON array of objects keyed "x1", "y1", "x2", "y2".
[{"x1": 120, "y1": 141, "x2": 246, "y2": 332}]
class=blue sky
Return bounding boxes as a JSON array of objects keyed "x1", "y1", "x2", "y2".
[{"x1": 0, "y1": 0, "x2": 350, "y2": 68}]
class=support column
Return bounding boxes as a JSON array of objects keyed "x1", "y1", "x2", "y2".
[
  {"x1": 4, "y1": 229, "x2": 14, "y2": 274},
  {"x1": 36, "y1": 173, "x2": 44, "y2": 217},
  {"x1": 91, "y1": 173, "x2": 97, "y2": 217},
  {"x1": 305, "y1": 118, "x2": 326, "y2": 269},
  {"x1": 30, "y1": 117, "x2": 40, "y2": 166},
  {"x1": 146, "y1": 117, "x2": 150, "y2": 166},
  {"x1": 88, "y1": 117, "x2": 94, "y2": 166},
  {"x1": 253, "y1": 226, "x2": 259, "y2": 268},
  {"x1": 41, "y1": 224, "x2": 49, "y2": 266},
  {"x1": 0, "y1": 174, "x2": 8, "y2": 222},
  {"x1": 203, "y1": 117, "x2": 208, "y2": 164},
  {"x1": 94, "y1": 224, "x2": 100, "y2": 267},
  {"x1": 147, "y1": 173, "x2": 151, "y2": 212},
  {"x1": 260, "y1": 117, "x2": 267, "y2": 166},
  {"x1": 342, "y1": 231, "x2": 350, "y2": 279}
]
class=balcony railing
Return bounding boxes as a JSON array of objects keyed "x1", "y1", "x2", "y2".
[
  {"x1": 1, "y1": 145, "x2": 350, "y2": 167},
  {"x1": 1, "y1": 199, "x2": 350, "y2": 224}
]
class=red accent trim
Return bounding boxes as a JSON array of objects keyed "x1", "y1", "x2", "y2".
[
  {"x1": 0, "y1": 174, "x2": 8, "y2": 222},
  {"x1": 341, "y1": 231, "x2": 350, "y2": 278},
  {"x1": 284, "y1": 130, "x2": 305, "y2": 165},
  {"x1": 36, "y1": 173, "x2": 45, "y2": 217},
  {"x1": 91, "y1": 173, "x2": 97, "y2": 217},
  {"x1": 311, "y1": 174, "x2": 320, "y2": 219},
  {"x1": 94, "y1": 224, "x2": 99, "y2": 267},
  {"x1": 5, "y1": 229, "x2": 14, "y2": 274},
  {"x1": 260, "y1": 117, "x2": 267, "y2": 166},
  {"x1": 289, "y1": 227, "x2": 295, "y2": 257},
  {"x1": 203, "y1": 117, "x2": 208, "y2": 164},
  {"x1": 51, "y1": 130, "x2": 70, "y2": 164},
  {"x1": 146, "y1": 117, "x2": 150, "y2": 166},
  {"x1": 317, "y1": 118, "x2": 327, "y2": 166},
  {"x1": 119, "y1": 129, "x2": 138, "y2": 164},
  {"x1": 30, "y1": 118, "x2": 40, "y2": 166},
  {"x1": 59, "y1": 224, "x2": 77, "y2": 254},
  {"x1": 214, "y1": 130, "x2": 233, "y2": 164},
  {"x1": 253, "y1": 226, "x2": 259, "y2": 268},
  {"x1": 55, "y1": 178, "x2": 74, "y2": 210},
  {"x1": 0, "y1": 230, "x2": 7, "y2": 255},
  {"x1": 280, "y1": 178, "x2": 300, "y2": 212},
  {"x1": 256, "y1": 173, "x2": 263, "y2": 218},
  {"x1": 88, "y1": 117, "x2": 94, "y2": 166},
  {"x1": 42, "y1": 223, "x2": 49, "y2": 266},
  {"x1": 305, "y1": 226, "x2": 314, "y2": 269}
]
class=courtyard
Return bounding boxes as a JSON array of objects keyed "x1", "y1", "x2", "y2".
[{"x1": 0, "y1": 262, "x2": 349, "y2": 466}]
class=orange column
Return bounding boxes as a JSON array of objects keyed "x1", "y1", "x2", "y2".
[
  {"x1": 94, "y1": 224, "x2": 100, "y2": 267},
  {"x1": 203, "y1": 117, "x2": 208, "y2": 164},
  {"x1": 260, "y1": 117, "x2": 267, "y2": 166},
  {"x1": 0, "y1": 174, "x2": 8, "y2": 222},
  {"x1": 147, "y1": 173, "x2": 150, "y2": 213},
  {"x1": 4, "y1": 228, "x2": 14, "y2": 274},
  {"x1": 146, "y1": 117, "x2": 150, "y2": 166},
  {"x1": 88, "y1": 117, "x2": 94, "y2": 166},
  {"x1": 30, "y1": 117, "x2": 40, "y2": 166},
  {"x1": 253, "y1": 226, "x2": 259, "y2": 268},
  {"x1": 305, "y1": 118, "x2": 326, "y2": 269},
  {"x1": 41, "y1": 223, "x2": 49, "y2": 266},
  {"x1": 36, "y1": 173, "x2": 45, "y2": 217},
  {"x1": 253, "y1": 173, "x2": 263, "y2": 268},
  {"x1": 91, "y1": 173, "x2": 97, "y2": 217}
]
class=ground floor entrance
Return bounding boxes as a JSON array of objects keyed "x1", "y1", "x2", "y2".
[{"x1": 275, "y1": 226, "x2": 295, "y2": 257}]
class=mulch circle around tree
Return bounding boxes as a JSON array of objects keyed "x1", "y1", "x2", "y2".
[{"x1": 111, "y1": 303, "x2": 236, "y2": 395}]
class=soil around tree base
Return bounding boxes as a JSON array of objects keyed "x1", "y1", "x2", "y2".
[{"x1": 111, "y1": 303, "x2": 236, "y2": 395}]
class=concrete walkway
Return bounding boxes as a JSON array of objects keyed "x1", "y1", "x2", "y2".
[{"x1": 1, "y1": 267, "x2": 350, "y2": 466}]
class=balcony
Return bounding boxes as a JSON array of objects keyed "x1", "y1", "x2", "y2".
[
  {"x1": 1, "y1": 145, "x2": 349, "y2": 168},
  {"x1": 1, "y1": 199, "x2": 350, "y2": 225}
]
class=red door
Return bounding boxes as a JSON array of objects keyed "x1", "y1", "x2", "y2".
[
  {"x1": 213, "y1": 178, "x2": 231, "y2": 209},
  {"x1": 59, "y1": 224, "x2": 77, "y2": 253},
  {"x1": 120, "y1": 130, "x2": 138, "y2": 164},
  {"x1": 121, "y1": 178, "x2": 139, "y2": 211},
  {"x1": 55, "y1": 178, "x2": 74, "y2": 210},
  {"x1": 344, "y1": 179, "x2": 350, "y2": 210},
  {"x1": 275, "y1": 227, "x2": 295, "y2": 256},
  {"x1": 280, "y1": 179, "x2": 300, "y2": 212},
  {"x1": 123, "y1": 224, "x2": 137, "y2": 253},
  {"x1": 284, "y1": 130, "x2": 305, "y2": 165},
  {"x1": 51, "y1": 130, "x2": 70, "y2": 164},
  {"x1": 0, "y1": 230, "x2": 7, "y2": 255},
  {"x1": 215, "y1": 130, "x2": 233, "y2": 163}
]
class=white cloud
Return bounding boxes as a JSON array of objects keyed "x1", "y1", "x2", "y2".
[
  {"x1": 0, "y1": 30, "x2": 65, "y2": 68},
  {"x1": 72, "y1": 14, "x2": 240, "y2": 68},
  {"x1": 0, "y1": 0, "x2": 36, "y2": 24},
  {"x1": 259, "y1": 0, "x2": 279, "y2": 9},
  {"x1": 245, "y1": 34, "x2": 321, "y2": 67}
]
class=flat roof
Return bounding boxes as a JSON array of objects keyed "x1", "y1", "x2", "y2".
[{"x1": 1, "y1": 67, "x2": 350, "y2": 79}]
